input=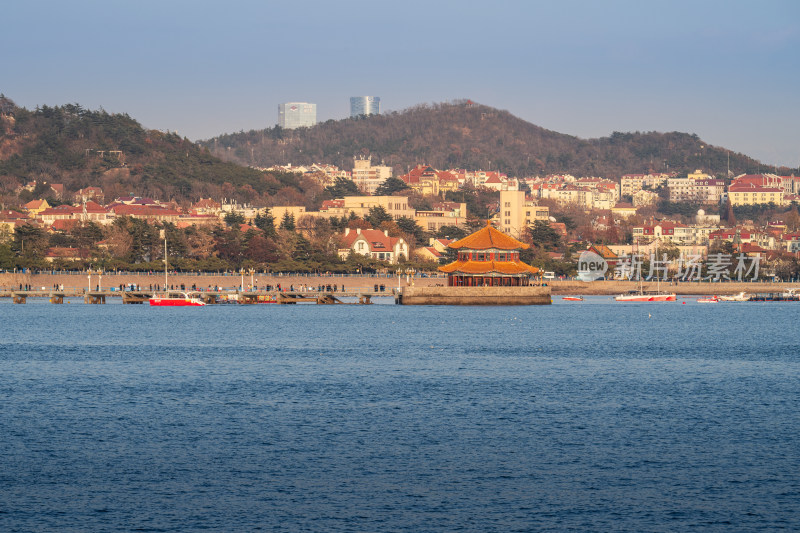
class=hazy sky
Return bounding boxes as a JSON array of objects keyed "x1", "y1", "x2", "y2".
[{"x1": 3, "y1": 0, "x2": 798, "y2": 168}]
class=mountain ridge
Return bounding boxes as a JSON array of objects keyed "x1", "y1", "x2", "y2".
[{"x1": 200, "y1": 100, "x2": 796, "y2": 178}]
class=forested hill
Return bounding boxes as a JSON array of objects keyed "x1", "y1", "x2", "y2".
[
  {"x1": 201, "y1": 101, "x2": 792, "y2": 178},
  {"x1": 0, "y1": 96, "x2": 307, "y2": 206}
]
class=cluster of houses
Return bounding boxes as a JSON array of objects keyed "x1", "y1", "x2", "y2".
[
  {"x1": 1, "y1": 185, "x2": 458, "y2": 265},
  {"x1": 4, "y1": 164, "x2": 800, "y2": 268}
]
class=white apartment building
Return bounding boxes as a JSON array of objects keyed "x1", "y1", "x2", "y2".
[
  {"x1": 352, "y1": 156, "x2": 392, "y2": 194},
  {"x1": 667, "y1": 178, "x2": 725, "y2": 204},
  {"x1": 620, "y1": 173, "x2": 670, "y2": 197}
]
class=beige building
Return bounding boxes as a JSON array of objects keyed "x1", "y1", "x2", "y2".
[
  {"x1": 728, "y1": 183, "x2": 787, "y2": 206},
  {"x1": 667, "y1": 178, "x2": 725, "y2": 204},
  {"x1": 23, "y1": 199, "x2": 50, "y2": 217},
  {"x1": 330, "y1": 196, "x2": 415, "y2": 220},
  {"x1": 414, "y1": 202, "x2": 467, "y2": 233},
  {"x1": 620, "y1": 173, "x2": 670, "y2": 197},
  {"x1": 272, "y1": 196, "x2": 416, "y2": 228},
  {"x1": 498, "y1": 190, "x2": 550, "y2": 239},
  {"x1": 611, "y1": 203, "x2": 637, "y2": 219},
  {"x1": 633, "y1": 189, "x2": 660, "y2": 206},
  {"x1": 271, "y1": 206, "x2": 311, "y2": 227},
  {"x1": 687, "y1": 169, "x2": 711, "y2": 180},
  {"x1": 352, "y1": 156, "x2": 392, "y2": 195}
]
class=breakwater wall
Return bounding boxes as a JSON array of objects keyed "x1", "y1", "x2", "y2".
[
  {"x1": 1, "y1": 273, "x2": 794, "y2": 296},
  {"x1": 548, "y1": 280, "x2": 798, "y2": 296},
  {"x1": 398, "y1": 286, "x2": 551, "y2": 305}
]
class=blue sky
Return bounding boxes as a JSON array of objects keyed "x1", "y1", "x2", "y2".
[{"x1": 3, "y1": 0, "x2": 798, "y2": 168}]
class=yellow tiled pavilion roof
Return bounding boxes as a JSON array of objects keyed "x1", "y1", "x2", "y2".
[
  {"x1": 439, "y1": 260, "x2": 539, "y2": 275},
  {"x1": 448, "y1": 222, "x2": 529, "y2": 251}
]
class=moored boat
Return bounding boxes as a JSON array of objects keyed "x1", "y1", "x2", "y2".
[
  {"x1": 149, "y1": 291, "x2": 206, "y2": 306},
  {"x1": 718, "y1": 291, "x2": 749, "y2": 302},
  {"x1": 697, "y1": 296, "x2": 718, "y2": 303},
  {"x1": 615, "y1": 291, "x2": 677, "y2": 302},
  {"x1": 562, "y1": 296, "x2": 584, "y2": 301},
  {"x1": 148, "y1": 232, "x2": 207, "y2": 306}
]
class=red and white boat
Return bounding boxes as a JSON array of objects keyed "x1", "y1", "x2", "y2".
[
  {"x1": 614, "y1": 290, "x2": 677, "y2": 302},
  {"x1": 149, "y1": 291, "x2": 206, "y2": 307},
  {"x1": 562, "y1": 296, "x2": 584, "y2": 301},
  {"x1": 149, "y1": 233, "x2": 206, "y2": 306},
  {"x1": 697, "y1": 296, "x2": 719, "y2": 303}
]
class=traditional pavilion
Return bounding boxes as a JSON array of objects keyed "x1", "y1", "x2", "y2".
[{"x1": 439, "y1": 222, "x2": 540, "y2": 287}]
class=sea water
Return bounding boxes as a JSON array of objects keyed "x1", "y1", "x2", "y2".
[{"x1": 1, "y1": 297, "x2": 798, "y2": 532}]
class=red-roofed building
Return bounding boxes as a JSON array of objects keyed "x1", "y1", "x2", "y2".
[
  {"x1": 50, "y1": 219, "x2": 80, "y2": 232},
  {"x1": 39, "y1": 202, "x2": 112, "y2": 225},
  {"x1": 708, "y1": 228, "x2": 755, "y2": 246},
  {"x1": 399, "y1": 165, "x2": 441, "y2": 196},
  {"x1": 0, "y1": 209, "x2": 30, "y2": 238},
  {"x1": 38, "y1": 205, "x2": 80, "y2": 224},
  {"x1": 782, "y1": 232, "x2": 800, "y2": 253},
  {"x1": 191, "y1": 198, "x2": 221, "y2": 216},
  {"x1": 337, "y1": 227, "x2": 409, "y2": 264},
  {"x1": 728, "y1": 181, "x2": 786, "y2": 206},
  {"x1": 320, "y1": 199, "x2": 345, "y2": 211},
  {"x1": 415, "y1": 246, "x2": 443, "y2": 263},
  {"x1": 633, "y1": 221, "x2": 694, "y2": 244},
  {"x1": 414, "y1": 237, "x2": 453, "y2": 262},
  {"x1": 23, "y1": 199, "x2": 50, "y2": 216},
  {"x1": 44, "y1": 247, "x2": 91, "y2": 262}
]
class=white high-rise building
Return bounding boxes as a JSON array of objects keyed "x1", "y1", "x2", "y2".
[
  {"x1": 350, "y1": 96, "x2": 380, "y2": 118},
  {"x1": 278, "y1": 102, "x2": 316, "y2": 129}
]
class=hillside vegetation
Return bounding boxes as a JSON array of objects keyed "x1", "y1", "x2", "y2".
[
  {"x1": 0, "y1": 96, "x2": 312, "y2": 206},
  {"x1": 201, "y1": 101, "x2": 794, "y2": 178}
]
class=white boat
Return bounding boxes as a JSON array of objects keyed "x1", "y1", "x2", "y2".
[
  {"x1": 697, "y1": 296, "x2": 718, "y2": 303},
  {"x1": 615, "y1": 245, "x2": 676, "y2": 302},
  {"x1": 148, "y1": 232, "x2": 205, "y2": 307},
  {"x1": 718, "y1": 291, "x2": 749, "y2": 302},
  {"x1": 615, "y1": 290, "x2": 677, "y2": 302}
]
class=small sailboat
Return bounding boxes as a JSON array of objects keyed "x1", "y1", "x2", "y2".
[
  {"x1": 615, "y1": 246, "x2": 676, "y2": 302},
  {"x1": 149, "y1": 230, "x2": 206, "y2": 307}
]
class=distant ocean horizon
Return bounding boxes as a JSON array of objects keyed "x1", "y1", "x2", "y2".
[{"x1": 2, "y1": 298, "x2": 798, "y2": 531}]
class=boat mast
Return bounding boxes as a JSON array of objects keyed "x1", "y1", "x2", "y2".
[{"x1": 161, "y1": 229, "x2": 168, "y2": 290}]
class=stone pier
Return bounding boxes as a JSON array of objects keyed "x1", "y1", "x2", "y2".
[{"x1": 397, "y1": 286, "x2": 551, "y2": 305}]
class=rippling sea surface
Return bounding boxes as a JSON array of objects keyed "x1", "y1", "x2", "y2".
[{"x1": 1, "y1": 297, "x2": 799, "y2": 532}]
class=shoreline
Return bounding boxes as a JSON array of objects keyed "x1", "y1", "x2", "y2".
[{"x1": 0, "y1": 272, "x2": 796, "y2": 296}]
